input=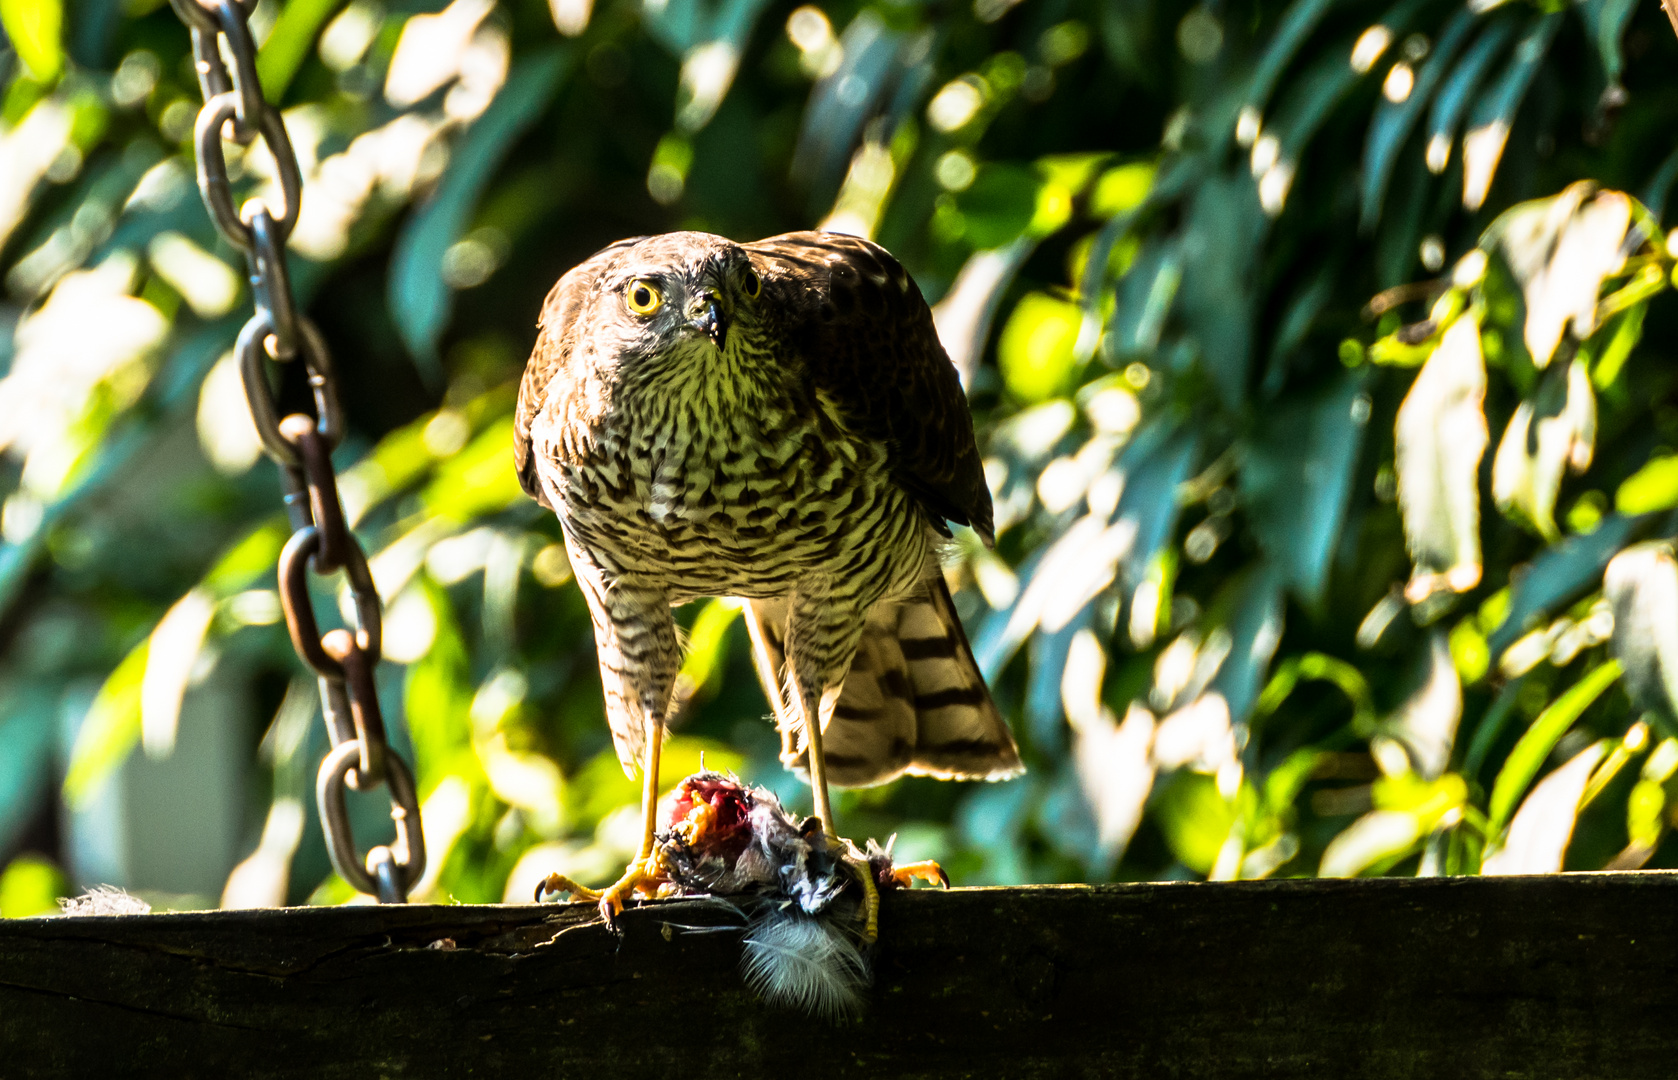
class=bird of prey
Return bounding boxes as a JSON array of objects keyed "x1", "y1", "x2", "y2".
[{"x1": 515, "y1": 230, "x2": 1022, "y2": 927}]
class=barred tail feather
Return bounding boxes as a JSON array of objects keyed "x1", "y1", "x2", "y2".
[{"x1": 744, "y1": 578, "x2": 1023, "y2": 788}]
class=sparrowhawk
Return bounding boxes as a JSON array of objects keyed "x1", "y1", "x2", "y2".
[{"x1": 514, "y1": 230, "x2": 1022, "y2": 924}]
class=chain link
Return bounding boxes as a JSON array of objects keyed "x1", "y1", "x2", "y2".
[{"x1": 169, "y1": 0, "x2": 424, "y2": 902}]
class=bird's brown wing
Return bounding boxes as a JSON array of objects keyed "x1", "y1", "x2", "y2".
[
  {"x1": 514, "y1": 237, "x2": 645, "y2": 507},
  {"x1": 744, "y1": 231, "x2": 995, "y2": 544}
]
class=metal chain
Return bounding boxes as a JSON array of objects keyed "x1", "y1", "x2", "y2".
[{"x1": 169, "y1": 0, "x2": 425, "y2": 903}]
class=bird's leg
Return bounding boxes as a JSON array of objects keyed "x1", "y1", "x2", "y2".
[
  {"x1": 536, "y1": 576, "x2": 677, "y2": 926},
  {"x1": 801, "y1": 694, "x2": 882, "y2": 943},
  {"x1": 604, "y1": 702, "x2": 669, "y2": 920},
  {"x1": 801, "y1": 683, "x2": 838, "y2": 840},
  {"x1": 786, "y1": 594, "x2": 882, "y2": 942},
  {"x1": 535, "y1": 707, "x2": 668, "y2": 924}
]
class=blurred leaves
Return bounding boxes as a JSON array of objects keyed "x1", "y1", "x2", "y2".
[
  {"x1": 0, "y1": 853, "x2": 66, "y2": 916},
  {"x1": 1491, "y1": 358, "x2": 1595, "y2": 541},
  {"x1": 1488, "y1": 660, "x2": 1620, "y2": 833},
  {"x1": 997, "y1": 291, "x2": 1082, "y2": 404},
  {"x1": 390, "y1": 48, "x2": 571, "y2": 379},
  {"x1": 0, "y1": 0, "x2": 62, "y2": 83},
  {"x1": 1242, "y1": 370, "x2": 1370, "y2": 605},
  {"x1": 62, "y1": 639, "x2": 148, "y2": 809}
]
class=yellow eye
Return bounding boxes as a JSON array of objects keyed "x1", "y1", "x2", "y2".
[
  {"x1": 626, "y1": 279, "x2": 662, "y2": 315},
  {"x1": 742, "y1": 267, "x2": 761, "y2": 298}
]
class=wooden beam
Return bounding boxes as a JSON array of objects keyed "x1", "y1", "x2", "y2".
[{"x1": 3, "y1": 875, "x2": 1675, "y2": 1077}]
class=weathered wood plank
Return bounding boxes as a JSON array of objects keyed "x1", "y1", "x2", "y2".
[{"x1": 3, "y1": 875, "x2": 1676, "y2": 1078}]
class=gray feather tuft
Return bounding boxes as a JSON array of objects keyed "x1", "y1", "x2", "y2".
[
  {"x1": 741, "y1": 905, "x2": 870, "y2": 1019},
  {"x1": 58, "y1": 885, "x2": 151, "y2": 916}
]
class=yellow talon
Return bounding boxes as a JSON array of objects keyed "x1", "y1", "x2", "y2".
[
  {"x1": 534, "y1": 872, "x2": 602, "y2": 903},
  {"x1": 535, "y1": 857, "x2": 666, "y2": 928},
  {"x1": 889, "y1": 859, "x2": 949, "y2": 890}
]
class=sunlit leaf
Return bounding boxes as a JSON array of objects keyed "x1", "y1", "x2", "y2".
[
  {"x1": 1061, "y1": 632, "x2": 1155, "y2": 866},
  {"x1": 1449, "y1": 616, "x2": 1492, "y2": 684},
  {"x1": 404, "y1": 582, "x2": 482, "y2": 798},
  {"x1": 1483, "y1": 740, "x2": 1607, "y2": 874},
  {"x1": 221, "y1": 796, "x2": 306, "y2": 909},
  {"x1": 1089, "y1": 162, "x2": 1155, "y2": 219},
  {"x1": 1491, "y1": 358, "x2": 1596, "y2": 540},
  {"x1": 1626, "y1": 774, "x2": 1666, "y2": 852},
  {"x1": 63, "y1": 640, "x2": 149, "y2": 808},
  {"x1": 1372, "y1": 770, "x2": 1467, "y2": 828},
  {"x1": 1395, "y1": 316, "x2": 1488, "y2": 601},
  {"x1": 140, "y1": 588, "x2": 216, "y2": 757},
  {"x1": 422, "y1": 417, "x2": 524, "y2": 522},
  {"x1": 997, "y1": 291, "x2": 1083, "y2": 403},
  {"x1": 1616, "y1": 457, "x2": 1678, "y2": 517},
  {"x1": 1154, "y1": 769, "x2": 1235, "y2": 875},
  {"x1": 1488, "y1": 185, "x2": 1631, "y2": 368},
  {"x1": 0, "y1": 0, "x2": 63, "y2": 82},
  {"x1": 1604, "y1": 543, "x2": 1678, "y2": 733},
  {"x1": 0, "y1": 854, "x2": 68, "y2": 917},
  {"x1": 257, "y1": 0, "x2": 342, "y2": 101},
  {"x1": 1487, "y1": 659, "x2": 1621, "y2": 832},
  {"x1": 1385, "y1": 631, "x2": 1461, "y2": 779},
  {"x1": 674, "y1": 598, "x2": 742, "y2": 710},
  {"x1": 1590, "y1": 295, "x2": 1647, "y2": 392},
  {"x1": 398, "y1": 777, "x2": 472, "y2": 902},
  {"x1": 1319, "y1": 809, "x2": 1420, "y2": 877}
]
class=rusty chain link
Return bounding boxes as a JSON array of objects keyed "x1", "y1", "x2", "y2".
[{"x1": 169, "y1": 0, "x2": 424, "y2": 903}]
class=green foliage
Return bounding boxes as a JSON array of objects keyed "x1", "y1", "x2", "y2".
[
  {"x1": 3, "y1": 0, "x2": 1678, "y2": 909},
  {"x1": 0, "y1": 852, "x2": 65, "y2": 916}
]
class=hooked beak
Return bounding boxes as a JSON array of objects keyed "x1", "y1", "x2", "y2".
[{"x1": 688, "y1": 289, "x2": 727, "y2": 351}]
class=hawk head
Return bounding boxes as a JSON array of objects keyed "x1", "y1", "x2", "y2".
[{"x1": 583, "y1": 231, "x2": 769, "y2": 370}]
